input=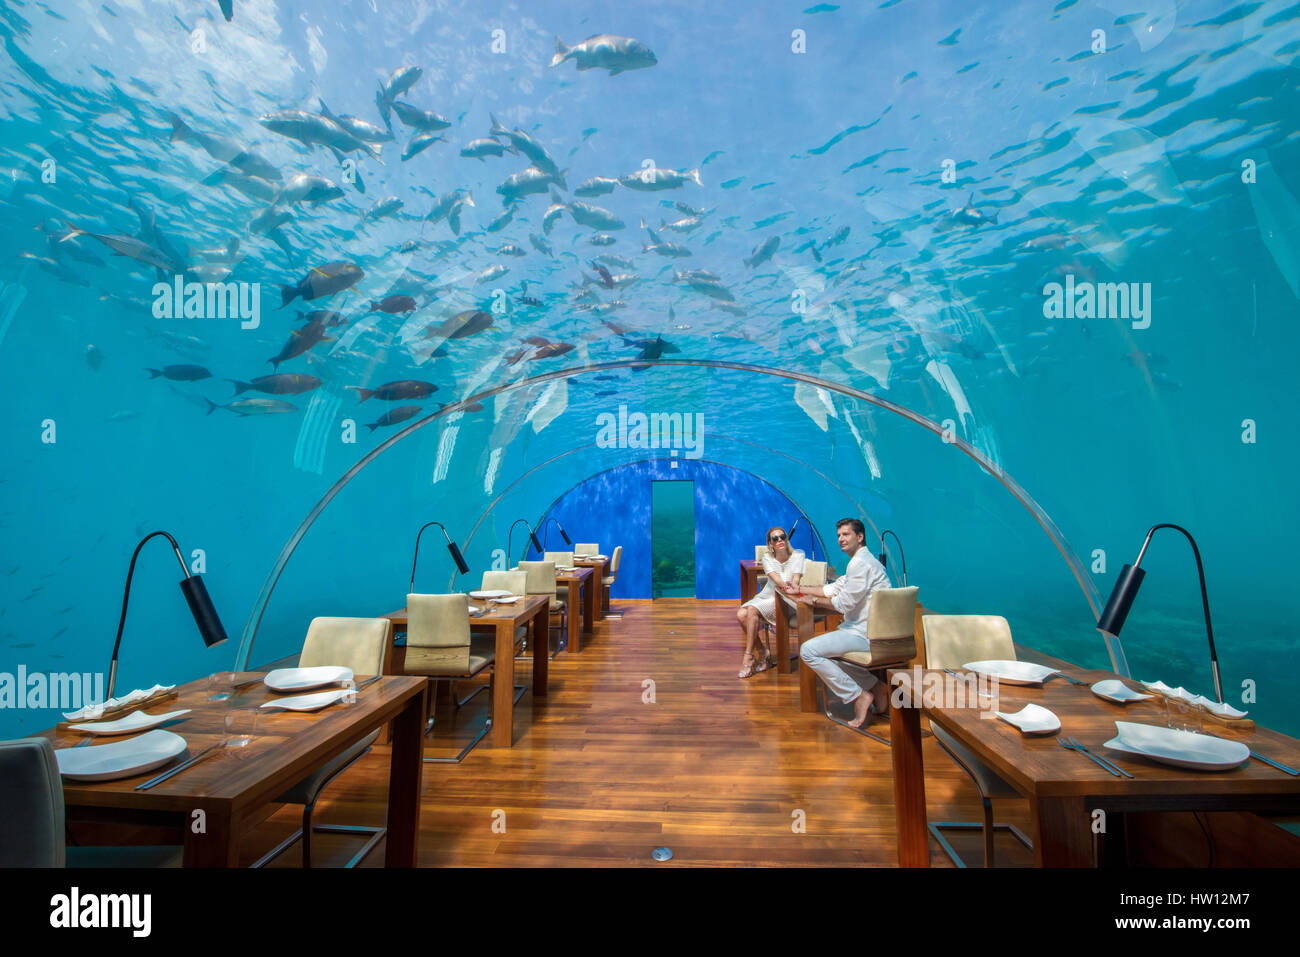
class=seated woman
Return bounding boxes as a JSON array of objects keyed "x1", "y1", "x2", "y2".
[{"x1": 736, "y1": 527, "x2": 805, "y2": 678}]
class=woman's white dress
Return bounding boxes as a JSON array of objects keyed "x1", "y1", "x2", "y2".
[{"x1": 743, "y1": 549, "x2": 805, "y2": 626}]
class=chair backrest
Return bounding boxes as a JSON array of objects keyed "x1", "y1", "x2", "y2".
[
  {"x1": 921, "y1": 615, "x2": 1014, "y2": 671},
  {"x1": 406, "y1": 594, "x2": 472, "y2": 672},
  {"x1": 574, "y1": 543, "x2": 599, "y2": 556},
  {"x1": 754, "y1": 545, "x2": 770, "y2": 563},
  {"x1": 299, "y1": 617, "x2": 389, "y2": 675},
  {"x1": 608, "y1": 544, "x2": 622, "y2": 577},
  {"x1": 0, "y1": 737, "x2": 64, "y2": 867},
  {"x1": 519, "y1": 561, "x2": 558, "y2": 597},
  {"x1": 544, "y1": 551, "x2": 573, "y2": 567},
  {"x1": 482, "y1": 570, "x2": 526, "y2": 595},
  {"x1": 867, "y1": 587, "x2": 919, "y2": 639},
  {"x1": 801, "y1": 560, "x2": 827, "y2": 587}
]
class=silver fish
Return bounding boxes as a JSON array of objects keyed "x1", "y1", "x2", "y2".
[
  {"x1": 550, "y1": 34, "x2": 658, "y2": 75},
  {"x1": 402, "y1": 131, "x2": 445, "y2": 161},
  {"x1": 460, "y1": 137, "x2": 507, "y2": 160},
  {"x1": 497, "y1": 166, "x2": 566, "y2": 204},
  {"x1": 204, "y1": 397, "x2": 297, "y2": 416},
  {"x1": 259, "y1": 109, "x2": 379, "y2": 160},
  {"x1": 488, "y1": 115, "x2": 562, "y2": 177},
  {"x1": 744, "y1": 236, "x2": 779, "y2": 268},
  {"x1": 277, "y1": 173, "x2": 344, "y2": 205},
  {"x1": 574, "y1": 176, "x2": 619, "y2": 197},
  {"x1": 619, "y1": 167, "x2": 701, "y2": 191},
  {"x1": 168, "y1": 114, "x2": 280, "y2": 182},
  {"x1": 568, "y1": 200, "x2": 624, "y2": 231},
  {"x1": 391, "y1": 101, "x2": 451, "y2": 132}
]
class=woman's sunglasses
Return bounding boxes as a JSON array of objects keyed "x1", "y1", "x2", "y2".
[{"x1": 768, "y1": 534, "x2": 786, "y2": 543}]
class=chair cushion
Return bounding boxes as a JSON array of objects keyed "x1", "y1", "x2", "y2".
[
  {"x1": 930, "y1": 725, "x2": 1020, "y2": 798},
  {"x1": 839, "y1": 635, "x2": 916, "y2": 667},
  {"x1": 276, "y1": 730, "x2": 380, "y2": 805}
]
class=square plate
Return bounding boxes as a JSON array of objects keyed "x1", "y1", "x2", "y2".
[
  {"x1": 961, "y1": 659, "x2": 1059, "y2": 686},
  {"x1": 1091, "y1": 679, "x2": 1154, "y2": 704}
]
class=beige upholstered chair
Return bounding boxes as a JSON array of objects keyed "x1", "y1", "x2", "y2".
[
  {"x1": 402, "y1": 594, "x2": 523, "y2": 763},
  {"x1": 519, "y1": 560, "x2": 566, "y2": 655},
  {"x1": 921, "y1": 614, "x2": 1031, "y2": 868},
  {"x1": 754, "y1": 545, "x2": 770, "y2": 563},
  {"x1": 479, "y1": 571, "x2": 529, "y2": 646},
  {"x1": 0, "y1": 737, "x2": 182, "y2": 867},
  {"x1": 804, "y1": 587, "x2": 920, "y2": 745},
  {"x1": 255, "y1": 616, "x2": 390, "y2": 868},
  {"x1": 801, "y1": 560, "x2": 827, "y2": 587},
  {"x1": 544, "y1": 550, "x2": 574, "y2": 567},
  {"x1": 602, "y1": 545, "x2": 623, "y2": 616},
  {"x1": 574, "y1": 543, "x2": 600, "y2": 556}
]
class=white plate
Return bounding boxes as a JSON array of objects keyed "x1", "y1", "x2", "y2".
[
  {"x1": 995, "y1": 703, "x2": 1060, "y2": 735},
  {"x1": 264, "y1": 666, "x2": 354, "y2": 692},
  {"x1": 260, "y1": 688, "x2": 352, "y2": 712},
  {"x1": 55, "y1": 730, "x2": 188, "y2": 782},
  {"x1": 68, "y1": 709, "x2": 192, "y2": 736},
  {"x1": 1091, "y1": 679, "x2": 1154, "y2": 704},
  {"x1": 556, "y1": 566, "x2": 576, "y2": 572},
  {"x1": 469, "y1": 589, "x2": 511, "y2": 599},
  {"x1": 491, "y1": 596, "x2": 520, "y2": 604},
  {"x1": 1103, "y1": 720, "x2": 1249, "y2": 771},
  {"x1": 961, "y1": 659, "x2": 1059, "y2": 686},
  {"x1": 468, "y1": 605, "x2": 482, "y2": 614}
]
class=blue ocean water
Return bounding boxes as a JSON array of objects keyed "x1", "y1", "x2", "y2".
[{"x1": 1, "y1": 0, "x2": 1298, "y2": 737}]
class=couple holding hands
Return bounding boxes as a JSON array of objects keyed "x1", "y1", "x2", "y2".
[{"x1": 735, "y1": 518, "x2": 891, "y2": 728}]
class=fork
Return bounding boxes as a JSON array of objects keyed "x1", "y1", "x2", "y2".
[
  {"x1": 1051, "y1": 672, "x2": 1086, "y2": 687},
  {"x1": 1060, "y1": 736, "x2": 1133, "y2": 778}
]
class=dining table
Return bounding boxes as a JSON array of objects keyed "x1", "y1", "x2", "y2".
[
  {"x1": 572, "y1": 555, "x2": 607, "y2": 622},
  {"x1": 39, "y1": 673, "x2": 427, "y2": 867},
  {"x1": 555, "y1": 565, "x2": 597, "y2": 652},
  {"x1": 739, "y1": 559, "x2": 763, "y2": 604},
  {"x1": 384, "y1": 594, "x2": 550, "y2": 748},
  {"x1": 887, "y1": 664, "x2": 1300, "y2": 866}
]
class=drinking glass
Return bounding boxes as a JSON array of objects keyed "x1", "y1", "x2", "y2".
[
  {"x1": 206, "y1": 671, "x2": 237, "y2": 701},
  {"x1": 1166, "y1": 695, "x2": 1203, "y2": 733},
  {"x1": 223, "y1": 707, "x2": 259, "y2": 749}
]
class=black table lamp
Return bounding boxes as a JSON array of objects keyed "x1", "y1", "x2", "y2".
[
  {"x1": 508, "y1": 518, "x2": 543, "y2": 563},
  {"x1": 786, "y1": 516, "x2": 815, "y2": 558},
  {"x1": 541, "y1": 517, "x2": 572, "y2": 551},
  {"x1": 879, "y1": 529, "x2": 907, "y2": 586},
  {"x1": 1096, "y1": 523, "x2": 1222, "y2": 703},
  {"x1": 410, "y1": 521, "x2": 470, "y2": 591},
  {"x1": 107, "y1": 531, "x2": 228, "y2": 700}
]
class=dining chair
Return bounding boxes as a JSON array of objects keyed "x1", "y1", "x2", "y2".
[
  {"x1": 761, "y1": 558, "x2": 822, "y2": 662},
  {"x1": 479, "y1": 570, "x2": 529, "y2": 657},
  {"x1": 253, "y1": 616, "x2": 391, "y2": 868},
  {"x1": 602, "y1": 545, "x2": 623, "y2": 617},
  {"x1": 519, "y1": 560, "x2": 566, "y2": 656},
  {"x1": 403, "y1": 594, "x2": 525, "y2": 764},
  {"x1": 543, "y1": 550, "x2": 574, "y2": 567},
  {"x1": 574, "y1": 542, "x2": 600, "y2": 556},
  {"x1": 754, "y1": 545, "x2": 770, "y2": 563},
  {"x1": 0, "y1": 737, "x2": 182, "y2": 867},
  {"x1": 807, "y1": 586, "x2": 920, "y2": 746},
  {"x1": 921, "y1": 613, "x2": 1033, "y2": 868}
]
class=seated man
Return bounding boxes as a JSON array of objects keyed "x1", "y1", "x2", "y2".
[{"x1": 786, "y1": 517, "x2": 890, "y2": 727}]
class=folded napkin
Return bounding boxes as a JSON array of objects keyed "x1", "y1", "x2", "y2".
[{"x1": 62, "y1": 684, "x2": 175, "y2": 721}]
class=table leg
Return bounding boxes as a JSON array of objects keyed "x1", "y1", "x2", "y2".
[
  {"x1": 740, "y1": 562, "x2": 749, "y2": 602},
  {"x1": 591, "y1": 561, "x2": 605, "y2": 621},
  {"x1": 532, "y1": 602, "x2": 549, "y2": 696},
  {"x1": 385, "y1": 685, "x2": 425, "y2": 867},
  {"x1": 1032, "y1": 795, "x2": 1095, "y2": 867},
  {"x1": 890, "y1": 675, "x2": 929, "y2": 867},
  {"x1": 773, "y1": 602, "x2": 791, "y2": 676},
  {"x1": 797, "y1": 601, "x2": 817, "y2": 710},
  {"x1": 491, "y1": 620, "x2": 514, "y2": 748},
  {"x1": 183, "y1": 804, "x2": 239, "y2": 867},
  {"x1": 583, "y1": 573, "x2": 596, "y2": 635},
  {"x1": 566, "y1": 579, "x2": 582, "y2": 653}
]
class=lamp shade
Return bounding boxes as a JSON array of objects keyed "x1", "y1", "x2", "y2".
[
  {"x1": 558, "y1": 525, "x2": 572, "y2": 546},
  {"x1": 446, "y1": 540, "x2": 470, "y2": 575},
  {"x1": 180, "y1": 575, "x2": 229, "y2": 648},
  {"x1": 1096, "y1": 562, "x2": 1146, "y2": 637}
]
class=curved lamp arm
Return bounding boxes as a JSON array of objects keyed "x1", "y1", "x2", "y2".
[
  {"x1": 540, "y1": 517, "x2": 572, "y2": 551},
  {"x1": 1097, "y1": 523, "x2": 1220, "y2": 703},
  {"x1": 410, "y1": 521, "x2": 469, "y2": 593},
  {"x1": 508, "y1": 518, "x2": 542, "y2": 564},
  {"x1": 879, "y1": 529, "x2": 907, "y2": 586},
  {"x1": 108, "y1": 531, "x2": 227, "y2": 700}
]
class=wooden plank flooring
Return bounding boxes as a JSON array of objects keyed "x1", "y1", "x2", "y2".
[{"x1": 239, "y1": 599, "x2": 1035, "y2": 867}]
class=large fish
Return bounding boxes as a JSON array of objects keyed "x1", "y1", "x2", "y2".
[
  {"x1": 390, "y1": 101, "x2": 451, "y2": 132},
  {"x1": 488, "y1": 115, "x2": 562, "y2": 177},
  {"x1": 369, "y1": 295, "x2": 417, "y2": 314},
  {"x1": 228, "y1": 373, "x2": 322, "y2": 395},
  {"x1": 365, "y1": 405, "x2": 423, "y2": 431},
  {"x1": 351, "y1": 381, "x2": 438, "y2": 401},
  {"x1": 205, "y1": 397, "x2": 298, "y2": 416},
  {"x1": 279, "y1": 261, "x2": 364, "y2": 306},
  {"x1": 317, "y1": 101, "x2": 393, "y2": 143},
  {"x1": 424, "y1": 309, "x2": 493, "y2": 339},
  {"x1": 146, "y1": 364, "x2": 211, "y2": 381},
  {"x1": 497, "y1": 166, "x2": 566, "y2": 204},
  {"x1": 461, "y1": 138, "x2": 508, "y2": 160},
  {"x1": 426, "y1": 190, "x2": 474, "y2": 233},
  {"x1": 375, "y1": 66, "x2": 423, "y2": 127},
  {"x1": 204, "y1": 168, "x2": 277, "y2": 203},
  {"x1": 574, "y1": 176, "x2": 619, "y2": 197},
  {"x1": 168, "y1": 114, "x2": 280, "y2": 182},
  {"x1": 952, "y1": 193, "x2": 998, "y2": 227},
  {"x1": 60, "y1": 228, "x2": 176, "y2": 272},
  {"x1": 258, "y1": 110, "x2": 380, "y2": 160},
  {"x1": 619, "y1": 167, "x2": 701, "y2": 191},
  {"x1": 402, "y1": 131, "x2": 445, "y2": 161},
  {"x1": 276, "y1": 173, "x2": 344, "y2": 205},
  {"x1": 359, "y1": 195, "x2": 404, "y2": 224},
  {"x1": 268, "y1": 316, "x2": 333, "y2": 369},
  {"x1": 744, "y1": 236, "x2": 779, "y2": 268},
  {"x1": 550, "y1": 35, "x2": 658, "y2": 75},
  {"x1": 567, "y1": 200, "x2": 624, "y2": 231}
]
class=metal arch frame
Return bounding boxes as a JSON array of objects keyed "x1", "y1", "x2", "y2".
[{"x1": 235, "y1": 359, "x2": 1107, "y2": 671}]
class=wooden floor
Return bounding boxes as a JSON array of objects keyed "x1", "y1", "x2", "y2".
[{"x1": 239, "y1": 599, "x2": 1035, "y2": 867}]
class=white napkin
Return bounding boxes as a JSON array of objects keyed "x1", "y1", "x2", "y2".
[{"x1": 62, "y1": 684, "x2": 175, "y2": 721}]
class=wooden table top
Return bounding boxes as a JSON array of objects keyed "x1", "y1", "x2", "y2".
[
  {"x1": 39, "y1": 674, "x2": 425, "y2": 813},
  {"x1": 896, "y1": 665, "x2": 1300, "y2": 799},
  {"x1": 385, "y1": 594, "x2": 549, "y2": 626},
  {"x1": 556, "y1": 566, "x2": 594, "y2": 582}
]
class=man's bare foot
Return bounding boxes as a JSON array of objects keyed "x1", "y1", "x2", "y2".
[{"x1": 846, "y1": 688, "x2": 877, "y2": 728}]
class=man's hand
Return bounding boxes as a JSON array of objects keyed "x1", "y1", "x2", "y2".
[
  {"x1": 780, "y1": 581, "x2": 801, "y2": 595},
  {"x1": 796, "y1": 593, "x2": 820, "y2": 607}
]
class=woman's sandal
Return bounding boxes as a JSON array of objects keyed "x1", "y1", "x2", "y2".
[
  {"x1": 754, "y1": 644, "x2": 776, "y2": 673},
  {"x1": 738, "y1": 653, "x2": 759, "y2": 679}
]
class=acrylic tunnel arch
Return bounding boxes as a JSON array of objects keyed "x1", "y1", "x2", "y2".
[{"x1": 234, "y1": 359, "x2": 1109, "y2": 671}]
